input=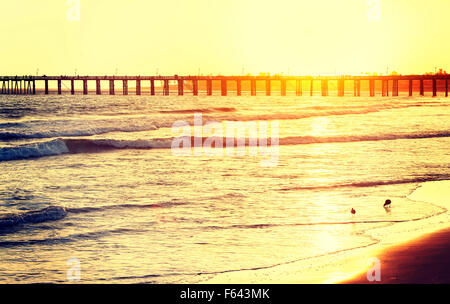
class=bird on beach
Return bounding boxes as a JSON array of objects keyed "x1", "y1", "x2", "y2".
[
  {"x1": 351, "y1": 208, "x2": 356, "y2": 214},
  {"x1": 383, "y1": 199, "x2": 392, "y2": 208}
]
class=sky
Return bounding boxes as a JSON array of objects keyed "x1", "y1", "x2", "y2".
[{"x1": 1, "y1": 0, "x2": 450, "y2": 76}]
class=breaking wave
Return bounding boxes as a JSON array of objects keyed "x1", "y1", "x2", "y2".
[
  {"x1": 0, "y1": 206, "x2": 68, "y2": 229},
  {"x1": 1, "y1": 130, "x2": 449, "y2": 161}
]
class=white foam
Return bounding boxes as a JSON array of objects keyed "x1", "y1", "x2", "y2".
[{"x1": 0, "y1": 139, "x2": 69, "y2": 161}]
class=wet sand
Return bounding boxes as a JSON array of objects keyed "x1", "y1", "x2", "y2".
[
  {"x1": 342, "y1": 228, "x2": 450, "y2": 284},
  {"x1": 202, "y1": 181, "x2": 450, "y2": 284}
]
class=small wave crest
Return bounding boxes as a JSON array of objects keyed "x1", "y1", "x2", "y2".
[
  {"x1": 0, "y1": 206, "x2": 67, "y2": 229},
  {"x1": 0, "y1": 139, "x2": 69, "y2": 161},
  {"x1": 159, "y1": 107, "x2": 236, "y2": 114},
  {"x1": 67, "y1": 201, "x2": 186, "y2": 214},
  {"x1": 279, "y1": 175, "x2": 450, "y2": 191},
  {"x1": 0, "y1": 124, "x2": 159, "y2": 141}
]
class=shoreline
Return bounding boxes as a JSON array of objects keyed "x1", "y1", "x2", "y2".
[
  {"x1": 200, "y1": 180, "x2": 450, "y2": 284},
  {"x1": 341, "y1": 227, "x2": 450, "y2": 284}
]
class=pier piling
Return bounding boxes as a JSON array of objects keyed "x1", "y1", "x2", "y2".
[
  {"x1": 109, "y1": 80, "x2": 115, "y2": 95},
  {"x1": 251, "y1": 79, "x2": 256, "y2": 96},
  {"x1": 369, "y1": 79, "x2": 375, "y2": 97},
  {"x1": 322, "y1": 79, "x2": 329, "y2": 96},
  {"x1": 432, "y1": 79, "x2": 437, "y2": 97},
  {"x1": 123, "y1": 80, "x2": 128, "y2": 95},
  {"x1": 446, "y1": 79, "x2": 449, "y2": 97},
  {"x1": 163, "y1": 80, "x2": 169, "y2": 96},
  {"x1": 193, "y1": 79, "x2": 198, "y2": 96},
  {"x1": 393, "y1": 79, "x2": 399, "y2": 97},
  {"x1": 83, "y1": 79, "x2": 88, "y2": 95},
  {"x1": 71, "y1": 80, "x2": 75, "y2": 95},
  {"x1": 266, "y1": 79, "x2": 271, "y2": 96},
  {"x1": 57, "y1": 80, "x2": 62, "y2": 95},
  {"x1": 296, "y1": 80, "x2": 302, "y2": 96},
  {"x1": 206, "y1": 79, "x2": 212, "y2": 96},
  {"x1": 281, "y1": 79, "x2": 286, "y2": 96},
  {"x1": 221, "y1": 79, "x2": 227, "y2": 96},
  {"x1": 96, "y1": 79, "x2": 101, "y2": 95},
  {"x1": 136, "y1": 79, "x2": 141, "y2": 95},
  {"x1": 236, "y1": 80, "x2": 242, "y2": 96},
  {"x1": 178, "y1": 79, "x2": 184, "y2": 96}
]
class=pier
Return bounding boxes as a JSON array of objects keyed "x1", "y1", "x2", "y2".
[{"x1": 0, "y1": 75, "x2": 449, "y2": 97}]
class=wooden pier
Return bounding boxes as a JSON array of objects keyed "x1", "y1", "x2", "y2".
[{"x1": 0, "y1": 75, "x2": 449, "y2": 97}]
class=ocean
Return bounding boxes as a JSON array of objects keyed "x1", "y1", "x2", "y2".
[{"x1": 0, "y1": 92, "x2": 449, "y2": 283}]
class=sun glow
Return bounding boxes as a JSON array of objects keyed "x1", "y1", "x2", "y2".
[{"x1": 2, "y1": 0, "x2": 450, "y2": 76}]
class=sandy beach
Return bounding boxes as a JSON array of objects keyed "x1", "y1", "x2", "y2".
[
  {"x1": 201, "y1": 180, "x2": 450, "y2": 284},
  {"x1": 341, "y1": 228, "x2": 450, "y2": 284}
]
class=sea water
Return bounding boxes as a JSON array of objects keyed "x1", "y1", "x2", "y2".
[{"x1": 0, "y1": 93, "x2": 449, "y2": 283}]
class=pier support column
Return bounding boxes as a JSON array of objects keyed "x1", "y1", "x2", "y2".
[
  {"x1": 70, "y1": 80, "x2": 74, "y2": 95},
  {"x1": 193, "y1": 80, "x2": 198, "y2": 96},
  {"x1": 382, "y1": 80, "x2": 387, "y2": 96},
  {"x1": 281, "y1": 79, "x2": 286, "y2": 96},
  {"x1": 150, "y1": 80, "x2": 155, "y2": 95},
  {"x1": 177, "y1": 79, "x2": 184, "y2": 96},
  {"x1": 369, "y1": 79, "x2": 375, "y2": 97},
  {"x1": 392, "y1": 79, "x2": 399, "y2": 97},
  {"x1": 32, "y1": 80, "x2": 36, "y2": 95},
  {"x1": 310, "y1": 80, "x2": 314, "y2": 96},
  {"x1": 251, "y1": 79, "x2": 256, "y2": 96},
  {"x1": 420, "y1": 79, "x2": 424, "y2": 96},
  {"x1": 296, "y1": 80, "x2": 302, "y2": 96},
  {"x1": 221, "y1": 79, "x2": 227, "y2": 96},
  {"x1": 321, "y1": 80, "x2": 328, "y2": 96},
  {"x1": 57, "y1": 80, "x2": 62, "y2": 95},
  {"x1": 27, "y1": 80, "x2": 32, "y2": 94},
  {"x1": 236, "y1": 80, "x2": 241, "y2": 96},
  {"x1": 136, "y1": 79, "x2": 141, "y2": 95},
  {"x1": 409, "y1": 80, "x2": 413, "y2": 96},
  {"x1": 96, "y1": 80, "x2": 101, "y2": 95},
  {"x1": 206, "y1": 79, "x2": 212, "y2": 96},
  {"x1": 266, "y1": 79, "x2": 271, "y2": 96},
  {"x1": 338, "y1": 79, "x2": 345, "y2": 97},
  {"x1": 432, "y1": 79, "x2": 437, "y2": 97},
  {"x1": 163, "y1": 80, "x2": 169, "y2": 96},
  {"x1": 109, "y1": 80, "x2": 114, "y2": 95},
  {"x1": 123, "y1": 80, "x2": 128, "y2": 95},
  {"x1": 446, "y1": 79, "x2": 448, "y2": 97},
  {"x1": 45, "y1": 80, "x2": 49, "y2": 95},
  {"x1": 83, "y1": 80, "x2": 88, "y2": 95}
]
